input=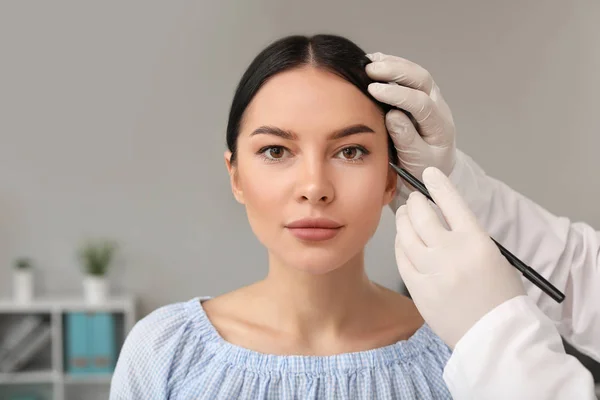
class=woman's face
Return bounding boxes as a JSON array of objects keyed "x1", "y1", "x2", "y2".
[{"x1": 226, "y1": 66, "x2": 396, "y2": 274}]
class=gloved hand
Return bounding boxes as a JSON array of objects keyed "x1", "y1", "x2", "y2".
[
  {"x1": 395, "y1": 166, "x2": 525, "y2": 348},
  {"x1": 365, "y1": 52, "x2": 456, "y2": 211}
]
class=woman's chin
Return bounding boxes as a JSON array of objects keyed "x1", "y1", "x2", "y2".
[
  {"x1": 281, "y1": 251, "x2": 356, "y2": 275},
  {"x1": 292, "y1": 263, "x2": 341, "y2": 275}
]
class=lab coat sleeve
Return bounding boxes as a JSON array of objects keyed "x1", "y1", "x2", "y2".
[
  {"x1": 449, "y1": 150, "x2": 600, "y2": 362},
  {"x1": 443, "y1": 295, "x2": 597, "y2": 399}
]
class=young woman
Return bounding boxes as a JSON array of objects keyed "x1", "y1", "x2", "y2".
[{"x1": 110, "y1": 34, "x2": 452, "y2": 400}]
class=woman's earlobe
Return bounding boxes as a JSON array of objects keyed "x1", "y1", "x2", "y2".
[
  {"x1": 383, "y1": 165, "x2": 398, "y2": 205},
  {"x1": 224, "y1": 151, "x2": 245, "y2": 204},
  {"x1": 224, "y1": 151, "x2": 234, "y2": 174}
]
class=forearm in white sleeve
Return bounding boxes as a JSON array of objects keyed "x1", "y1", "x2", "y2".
[
  {"x1": 443, "y1": 295, "x2": 597, "y2": 399},
  {"x1": 450, "y1": 150, "x2": 600, "y2": 361}
]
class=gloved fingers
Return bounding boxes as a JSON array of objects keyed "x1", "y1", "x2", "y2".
[
  {"x1": 385, "y1": 109, "x2": 422, "y2": 150},
  {"x1": 366, "y1": 52, "x2": 454, "y2": 126},
  {"x1": 405, "y1": 191, "x2": 449, "y2": 247},
  {"x1": 394, "y1": 239, "x2": 419, "y2": 286},
  {"x1": 421, "y1": 167, "x2": 481, "y2": 233},
  {"x1": 366, "y1": 53, "x2": 434, "y2": 95},
  {"x1": 368, "y1": 83, "x2": 448, "y2": 145},
  {"x1": 386, "y1": 110, "x2": 429, "y2": 180},
  {"x1": 395, "y1": 205, "x2": 427, "y2": 267}
]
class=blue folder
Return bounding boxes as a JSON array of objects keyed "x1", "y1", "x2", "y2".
[
  {"x1": 65, "y1": 312, "x2": 116, "y2": 375},
  {"x1": 65, "y1": 312, "x2": 90, "y2": 374},
  {"x1": 89, "y1": 312, "x2": 116, "y2": 374}
]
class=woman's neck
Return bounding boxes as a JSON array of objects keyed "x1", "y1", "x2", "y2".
[{"x1": 253, "y1": 250, "x2": 386, "y2": 343}]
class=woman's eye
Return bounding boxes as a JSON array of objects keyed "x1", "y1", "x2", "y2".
[
  {"x1": 336, "y1": 146, "x2": 366, "y2": 161},
  {"x1": 261, "y1": 146, "x2": 288, "y2": 161},
  {"x1": 259, "y1": 145, "x2": 368, "y2": 163}
]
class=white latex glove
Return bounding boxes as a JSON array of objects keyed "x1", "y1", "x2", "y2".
[
  {"x1": 395, "y1": 166, "x2": 526, "y2": 348},
  {"x1": 365, "y1": 52, "x2": 456, "y2": 211}
]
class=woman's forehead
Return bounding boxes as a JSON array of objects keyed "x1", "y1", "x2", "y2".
[{"x1": 241, "y1": 67, "x2": 384, "y2": 134}]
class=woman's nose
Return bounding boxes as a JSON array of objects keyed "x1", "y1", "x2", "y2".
[{"x1": 294, "y1": 158, "x2": 335, "y2": 205}]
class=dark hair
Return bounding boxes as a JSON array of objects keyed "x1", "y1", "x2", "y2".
[{"x1": 226, "y1": 34, "x2": 397, "y2": 164}]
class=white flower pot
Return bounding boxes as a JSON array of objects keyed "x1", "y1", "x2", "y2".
[
  {"x1": 13, "y1": 269, "x2": 34, "y2": 303},
  {"x1": 83, "y1": 275, "x2": 109, "y2": 304}
]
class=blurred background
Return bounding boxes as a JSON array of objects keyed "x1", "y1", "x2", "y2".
[{"x1": 0, "y1": 1, "x2": 598, "y2": 399}]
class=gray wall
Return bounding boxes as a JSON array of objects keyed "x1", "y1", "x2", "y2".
[{"x1": 1, "y1": 0, "x2": 599, "y2": 318}]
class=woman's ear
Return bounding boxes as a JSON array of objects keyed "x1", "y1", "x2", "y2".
[
  {"x1": 224, "y1": 151, "x2": 245, "y2": 204},
  {"x1": 383, "y1": 164, "x2": 398, "y2": 206}
]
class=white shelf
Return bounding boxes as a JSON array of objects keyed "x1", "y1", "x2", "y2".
[
  {"x1": 0, "y1": 296, "x2": 135, "y2": 313},
  {"x1": 63, "y1": 373, "x2": 112, "y2": 385},
  {"x1": 0, "y1": 370, "x2": 56, "y2": 384},
  {"x1": 0, "y1": 296, "x2": 136, "y2": 400}
]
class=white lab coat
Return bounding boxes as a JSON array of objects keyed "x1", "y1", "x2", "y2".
[{"x1": 442, "y1": 150, "x2": 600, "y2": 399}]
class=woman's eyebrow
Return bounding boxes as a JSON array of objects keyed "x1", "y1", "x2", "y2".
[
  {"x1": 250, "y1": 126, "x2": 297, "y2": 140},
  {"x1": 330, "y1": 124, "x2": 375, "y2": 139},
  {"x1": 249, "y1": 124, "x2": 375, "y2": 140}
]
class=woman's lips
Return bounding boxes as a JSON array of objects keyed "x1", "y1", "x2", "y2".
[
  {"x1": 286, "y1": 227, "x2": 342, "y2": 241},
  {"x1": 285, "y1": 217, "x2": 343, "y2": 241}
]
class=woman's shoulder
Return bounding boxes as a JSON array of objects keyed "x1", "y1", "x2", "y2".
[
  {"x1": 379, "y1": 290, "x2": 452, "y2": 363},
  {"x1": 110, "y1": 297, "x2": 215, "y2": 399},
  {"x1": 117, "y1": 297, "x2": 213, "y2": 359},
  {"x1": 130, "y1": 298, "x2": 200, "y2": 339}
]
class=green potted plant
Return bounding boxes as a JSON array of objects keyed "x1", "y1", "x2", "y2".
[
  {"x1": 79, "y1": 239, "x2": 117, "y2": 304},
  {"x1": 13, "y1": 257, "x2": 34, "y2": 303}
]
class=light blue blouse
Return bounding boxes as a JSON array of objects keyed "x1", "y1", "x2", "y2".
[{"x1": 110, "y1": 297, "x2": 452, "y2": 399}]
